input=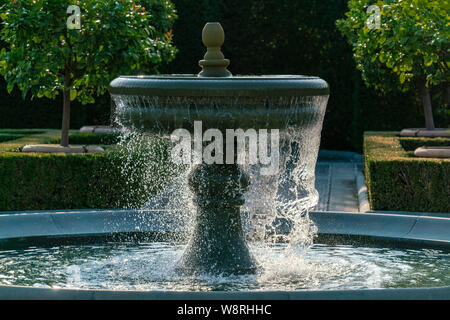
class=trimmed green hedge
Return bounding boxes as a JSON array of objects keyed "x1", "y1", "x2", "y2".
[
  {"x1": 399, "y1": 137, "x2": 450, "y2": 151},
  {"x1": 0, "y1": 130, "x2": 177, "y2": 211},
  {"x1": 0, "y1": 134, "x2": 24, "y2": 143},
  {"x1": 48, "y1": 132, "x2": 121, "y2": 145},
  {"x1": 364, "y1": 132, "x2": 450, "y2": 213}
]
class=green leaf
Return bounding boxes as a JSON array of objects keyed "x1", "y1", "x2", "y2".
[
  {"x1": 337, "y1": 0, "x2": 448, "y2": 93},
  {"x1": 0, "y1": 0, "x2": 176, "y2": 118},
  {"x1": 70, "y1": 89, "x2": 77, "y2": 101},
  {"x1": 6, "y1": 83, "x2": 14, "y2": 94}
]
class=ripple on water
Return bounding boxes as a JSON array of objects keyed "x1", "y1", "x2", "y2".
[{"x1": 0, "y1": 242, "x2": 449, "y2": 291}]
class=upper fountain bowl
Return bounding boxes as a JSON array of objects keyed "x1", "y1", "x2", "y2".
[
  {"x1": 110, "y1": 74, "x2": 329, "y2": 97},
  {"x1": 110, "y1": 74, "x2": 329, "y2": 133},
  {"x1": 110, "y1": 22, "x2": 329, "y2": 134}
]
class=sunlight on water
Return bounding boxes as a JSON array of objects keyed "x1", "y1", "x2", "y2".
[
  {"x1": 1, "y1": 242, "x2": 449, "y2": 291},
  {"x1": 111, "y1": 94, "x2": 328, "y2": 250}
]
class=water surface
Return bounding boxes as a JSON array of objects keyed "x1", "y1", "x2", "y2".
[{"x1": 1, "y1": 242, "x2": 449, "y2": 291}]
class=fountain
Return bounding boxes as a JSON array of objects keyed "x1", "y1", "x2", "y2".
[
  {"x1": 110, "y1": 22, "x2": 329, "y2": 275},
  {"x1": 0, "y1": 23, "x2": 449, "y2": 300}
]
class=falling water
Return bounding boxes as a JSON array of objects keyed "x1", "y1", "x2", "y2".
[
  {"x1": 111, "y1": 93, "x2": 328, "y2": 252},
  {"x1": 2, "y1": 94, "x2": 450, "y2": 289}
]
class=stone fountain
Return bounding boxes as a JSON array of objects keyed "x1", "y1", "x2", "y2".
[
  {"x1": 1, "y1": 25, "x2": 450, "y2": 296},
  {"x1": 110, "y1": 22, "x2": 329, "y2": 275}
]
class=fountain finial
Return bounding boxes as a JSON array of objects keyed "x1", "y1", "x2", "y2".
[{"x1": 198, "y1": 22, "x2": 232, "y2": 77}]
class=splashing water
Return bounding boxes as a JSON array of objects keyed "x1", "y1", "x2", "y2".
[
  {"x1": 111, "y1": 94, "x2": 328, "y2": 258},
  {"x1": 3, "y1": 89, "x2": 449, "y2": 290},
  {"x1": 108, "y1": 128, "x2": 195, "y2": 237},
  {"x1": 2, "y1": 242, "x2": 450, "y2": 290}
]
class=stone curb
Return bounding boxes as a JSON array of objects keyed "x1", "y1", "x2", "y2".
[
  {"x1": 0, "y1": 209, "x2": 186, "y2": 240},
  {"x1": 79, "y1": 126, "x2": 118, "y2": 134},
  {"x1": 356, "y1": 171, "x2": 370, "y2": 213},
  {"x1": 0, "y1": 284, "x2": 449, "y2": 300},
  {"x1": 310, "y1": 211, "x2": 450, "y2": 244},
  {"x1": 21, "y1": 144, "x2": 104, "y2": 154},
  {"x1": 367, "y1": 210, "x2": 450, "y2": 218},
  {"x1": 400, "y1": 128, "x2": 450, "y2": 138},
  {"x1": 414, "y1": 146, "x2": 450, "y2": 158},
  {"x1": 0, "y1": 209, "x2": 449, "y2": 245}
]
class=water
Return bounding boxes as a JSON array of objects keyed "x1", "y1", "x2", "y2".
[
  {"x1": 111, "y1": 94, "x2": 328, "y2": 247},
  {"x1": 1, "y1": 241, "x2": 449, "y2": 290},
  {"x1": 109, "y1": 84, "x2": 348, "y2": 282}
]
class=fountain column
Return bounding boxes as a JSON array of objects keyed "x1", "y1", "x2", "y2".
[
  {"x1": 177, "y1": 163, "x2": 257, "y2": 274},
  {"x1": 110, "y1": 22, "x2": 330, "y2": 276},
  {"x1": 176, "y1": 22, "x2": 257, "y2": 275}
]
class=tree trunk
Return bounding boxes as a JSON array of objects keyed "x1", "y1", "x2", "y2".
[
  {"x1": 61, "y1": 69, "x2": 71, "y2": 147},
  {"x1": 420, "y1": 80, "x2": 435, "y2": 130}
]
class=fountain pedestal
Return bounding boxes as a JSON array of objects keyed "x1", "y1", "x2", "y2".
[
  {"x1": 177, "y1": 163, "x2": 257, "y2": 275},
  {"x1": 110, "y1": 21, "x2": 330, "y2": 276}
]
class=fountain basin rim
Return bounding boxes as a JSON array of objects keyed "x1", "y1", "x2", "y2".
[
  {"x1": 0, "y1": 283, "x2": 449, "y2": 300},
  {"x1": 0, "y1": 209, "x2": 449, "y2": 247},
  {"x1": 119, "y1": 74, "x2": 318, "y2": 79},
  {"x1": 110, "y1": 74, "x2": 330, "y2": 97},
  {"x1": 0, "y1": 209, "x2": 449, "y2": 300}
]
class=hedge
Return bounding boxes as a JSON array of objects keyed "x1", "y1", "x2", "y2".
[
  {"x1": 0, "y1": 134, "x2": 24, "y2": 143},
  {"x1": 48, "y1": 132, "x2": 122, "y2": 146},
  {"x1": 364, "y1": 132, "x2": 450, "y2": 213},
  {"x1": 0, "y1": 130, "x2": 178, "y2": 211}
]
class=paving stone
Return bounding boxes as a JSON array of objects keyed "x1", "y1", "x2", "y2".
[
  {"x1": 314, "y1": 159, "x2": 361, "y2": 213},
  {"x1": 315, "y1": 163, "x2": 330, "y2": 177}
]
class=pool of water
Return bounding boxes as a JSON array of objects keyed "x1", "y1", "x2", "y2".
[{"x1": 1, "y1": 241, "x2": 449, "y2": 291}]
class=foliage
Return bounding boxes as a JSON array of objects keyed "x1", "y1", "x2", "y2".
[
  {"x1": 337, "y1": 0, "x2": 450, "y2": 93},
  {"x1": 137, "y1": 0, "x2": 177, "y2": 36},
  {"x1": 0, "y1": 0, "x2": 176, "y2": 104},
  {"x1": 0, "y1": 133, "x2": 23, "y2": 142},
  {"x1": 364, "y1": 132, "x2": 450, "y2": 213},
  {"x1": 0, "y1": 129, "x2": 179, "y2": 211},
  {"x1": 0, "y1": 0, "x2": 448, "y2": 151},
  {"x1": 162, "y1": 0, "x2": 448, "y2": 151},
  {"x1": 399, "y1": 136, "x2": 450, "y2": 150}
]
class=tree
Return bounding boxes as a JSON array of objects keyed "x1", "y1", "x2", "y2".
[
  {"x1": 337, "y1": 0, "x2": 449, "y2": 130},
  {"x1": 0, "y1": 0, "x2": 176, "y2": 146}
]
